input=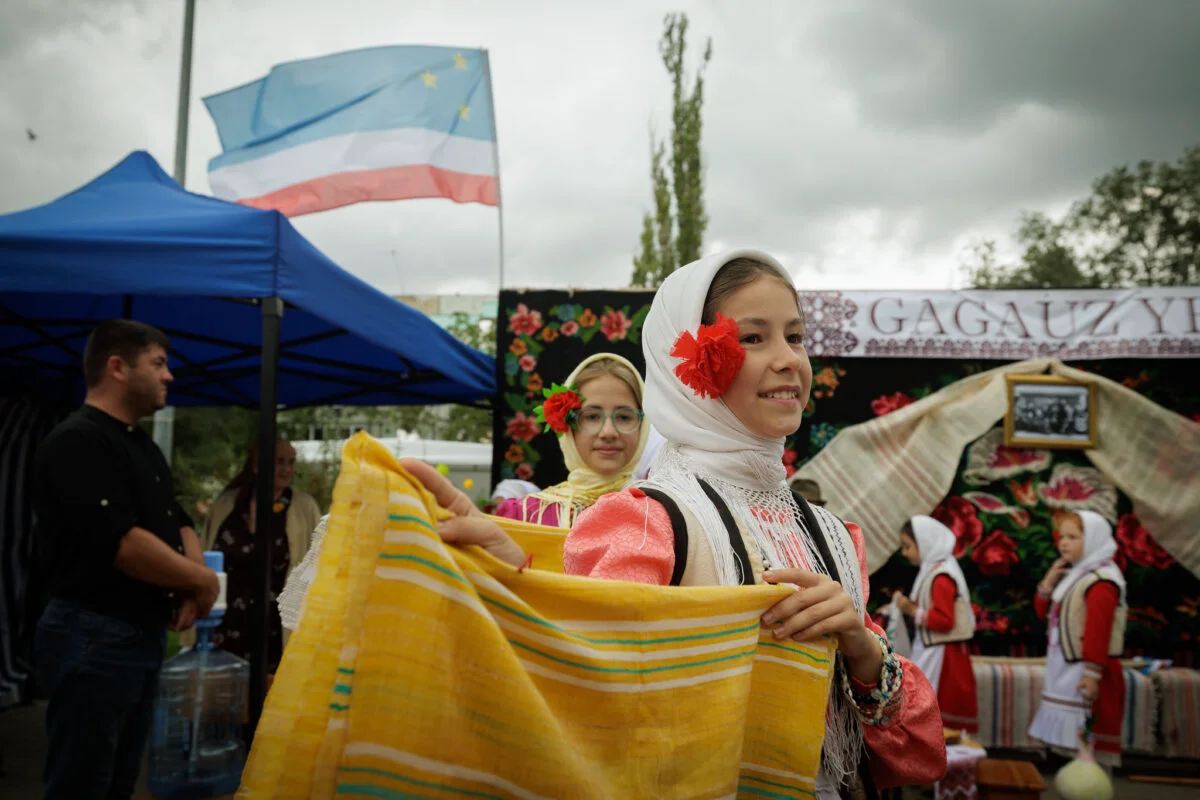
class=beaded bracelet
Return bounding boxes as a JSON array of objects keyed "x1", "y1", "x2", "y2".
[{"x1": 838, "y1": 630, "x2": 903, "y2": 727}]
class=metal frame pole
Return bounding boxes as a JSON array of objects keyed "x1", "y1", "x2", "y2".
[
  {"x1": 248, "y1": 296, "x2": 283, "y2": 737},
  {"x1": 481, "y1": 48, "x2": 505, "y2": 290},
  {"x1": 154, "y1": 0, "x2": 196, "y2": 463}
]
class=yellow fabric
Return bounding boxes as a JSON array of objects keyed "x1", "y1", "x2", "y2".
[
  {"x1": 239, "y1": 433, "x2": 834, "y2": 799},
  {"x1": 795, "y1": 358, "x2": 1200, "y2": 575},
  {"x1": 528, "y1": 352, "x2": 649, "y2": 527}
]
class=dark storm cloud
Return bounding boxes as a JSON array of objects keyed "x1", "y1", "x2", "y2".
[{"x1": 1, "y1": 0, "x2": 1197, "y2": 293}]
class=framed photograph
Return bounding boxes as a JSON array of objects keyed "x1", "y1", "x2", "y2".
[{"x1": 1004, "y1": 374, "x2": 1098, "y2": 450}]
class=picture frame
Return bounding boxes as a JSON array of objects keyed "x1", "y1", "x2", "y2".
[{"x1": 1003, "y1": 374, "x2": 1098, "y2": 450}]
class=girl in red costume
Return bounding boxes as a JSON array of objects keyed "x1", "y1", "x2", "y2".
[{"x1": 895, "y1": 516, "x2": 978, "y2": 734}]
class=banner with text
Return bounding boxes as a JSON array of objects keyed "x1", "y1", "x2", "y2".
[{"x1": 801, "y1": 288, "x2": 1200, "y2": 359}]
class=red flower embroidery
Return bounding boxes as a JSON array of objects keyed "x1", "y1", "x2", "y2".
[
  {"x1": 515, "y1": 463, "x2": 534, "y2": 481},
  {"x1": 508, "y1": 303, "x2": 543, "y2": 337},
  {"x1": 1115, "y1": 512, "x2": 1174, "y2": 570},
  {"x1": 518, "y1": 354, "x2": 537, "y2": 373},
  {"x1": 1008, "y1": 478, "x2": 1037, "y2": 507},
  {"x1": 505, "y1": 412, "x2": 540, "y2": 443},
  {"x1": 782, "y1": 448, "x2": 798, "y2": 466},
  {"x1": 600, "y1": 309, "x2": 632, "y2": 341},
  {"x1": 932, "y1": 496, "x2": 984, "y2": 557},
  {"x1": 670, "y1": 313, "x2": 745, "y2": 399},
  {"x1": 541, "y1": 389, "x2": 582, "y2": 435},
  {"x1": 972, "y1": 530, "x2": 1020, "y2": 577},
  {"x1": 871, "y1": 392, "x2": 913, "y2": 417},
  {"x1": 561, "y1": 320, "x2": 580, "y2": 337}
]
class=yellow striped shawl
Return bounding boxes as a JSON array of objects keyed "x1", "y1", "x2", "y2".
[{"x1": 240, "y1": 433, "x2": 835, "y2": 799}]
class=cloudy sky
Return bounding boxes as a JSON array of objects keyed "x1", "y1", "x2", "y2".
[{"x1": 2, "y1": 0, "x2": 1198, "y2": 296}]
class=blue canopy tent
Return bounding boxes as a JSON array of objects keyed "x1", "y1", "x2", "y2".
[{"x1": 0, "y1": 151, "x2": 495, "y2": 727}]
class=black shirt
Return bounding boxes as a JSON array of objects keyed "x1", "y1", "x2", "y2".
[{"x1": 33, "y1": 404, "x2": 194, "y2": 629}]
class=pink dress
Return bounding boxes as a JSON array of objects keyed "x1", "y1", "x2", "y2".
[
  {"x1": 493, "y1": 495, "x2": 563, "y2": 528},
  {"x1": 566, "y1": 488, "x2": 948, "y2": 790}
]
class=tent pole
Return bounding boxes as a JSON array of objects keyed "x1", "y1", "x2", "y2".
[
  {"x1": 248, "y1": 296, "x2": 283, "y2": 739},
  {"x1": 481, "y1": 48, "x2": 504, "y2": 290},
  {"x1": 152, "y1": 0, "x2": 195, "y2": 464}
]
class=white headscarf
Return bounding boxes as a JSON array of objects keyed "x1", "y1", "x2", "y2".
[
  {"x1": 908, "y1": 516, "x2": 975, "y2": 627},
  {"x1": 640, "y1": 248, "x2": 828, "y2": 585},
  {"x1": 1052, "y1": 510, "x2": 1126, "y2": 604}
]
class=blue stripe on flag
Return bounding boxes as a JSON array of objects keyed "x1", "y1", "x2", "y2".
[{"x1": 205, "y1": 45, "x2": 494, "y2": 170}]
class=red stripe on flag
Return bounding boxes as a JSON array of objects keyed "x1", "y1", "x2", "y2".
[{"x1": 239, "y1": 164, "x2": 498, "y2": 217}]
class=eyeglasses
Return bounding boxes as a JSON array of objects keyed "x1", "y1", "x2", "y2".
[{"x1": 575, "y1": 407, "x2": 644, "y2": 435}]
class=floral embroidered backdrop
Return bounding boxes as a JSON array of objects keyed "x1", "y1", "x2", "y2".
[{"x1": 493, "y1": 291, "x2": 1200, "y2": 663}]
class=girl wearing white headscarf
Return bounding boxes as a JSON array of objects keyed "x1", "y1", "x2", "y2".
[
  {"x1": 493, "y1": 353, "x2": 648, "y2": 528},
  {"x1": 562, "y1": 251, "x2": 945, "y2": 797},
  {"x1": 421, "y1": 251, "x2": 946, "y2": 798},
  {"x1": 894, "y1": 516, "x2": 978, "y2": 733},
  {"x1": 1028, "y1": 510, "x2": 1127, "y2": 767}
]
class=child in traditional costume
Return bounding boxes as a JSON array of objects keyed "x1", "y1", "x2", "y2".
[
  {"x1": 1028, "y1": 510, "x2": 1126, "y2": 768},
  {"x1": 895, "y1": 516, "x2": 978, "y2": 733},
  {"x1": 423, "y1": 250, "x2": 946, "y2": 798},
  {"x1": 492, "y1": 353, "x2": 648, "y2": 528}
]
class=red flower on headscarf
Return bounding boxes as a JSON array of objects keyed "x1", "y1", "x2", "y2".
[
  {"x1": 670, "y1": 313, "x2": 745, "y2": 399},
  {"x1": 536, "y1": 383, "x2": 582, "y2": 435}
]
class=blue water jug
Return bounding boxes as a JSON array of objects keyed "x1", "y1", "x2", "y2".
[{"x1": 147, "y1": 551, "x2": 249, "y2": 799}]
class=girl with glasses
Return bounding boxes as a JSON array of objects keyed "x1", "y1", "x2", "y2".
[{"x1": 492, "y1": 353, "x2": 648, "y2": 528}]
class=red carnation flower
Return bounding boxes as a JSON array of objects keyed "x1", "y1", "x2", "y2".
[
  {"x1": 542, "y1": 390, "x2": 581, "y2": 435},
  {"x1": 670, "y1": 313, "x2": 745, "y2": 399}
]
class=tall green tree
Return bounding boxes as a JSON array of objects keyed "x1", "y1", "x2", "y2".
[
  {"x1": 967, "y1": 145, "x2": 1200, "y2": 289},
  {"x1": 631, "y1": 13, "x2": 712, "y2": 288}
]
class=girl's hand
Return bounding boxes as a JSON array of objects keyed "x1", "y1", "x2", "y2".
[
  {"x1": 895, "y1": 594, "x2": 917, "y2": 617},
  {"x1": 400, "y1": 459, "x2": 527, "y2": 568},
  {"x1": 1076, "y1": 674, "x2": 1100, "y2": 704},
  {"x1": 1038, "y1": 557, "x2": 1071, "y2": 597},
  {"x1": 760, "y1": 569, "x2": 882, "y2": 682}
]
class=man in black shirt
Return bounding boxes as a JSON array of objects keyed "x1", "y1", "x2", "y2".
[{"x1": 33, "y1": 320, "x2": 219, "y2": 800}]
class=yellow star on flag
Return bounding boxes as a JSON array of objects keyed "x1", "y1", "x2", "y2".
[
  {"x1": 454, "y1": 52, "x2": 467, "y2": 70},
  {"x1": 421, "y1": 70, "x2": 437, "y2": 88},
  {"x1": 459, "y1": 105, "x2": 470, "y2": 121}
]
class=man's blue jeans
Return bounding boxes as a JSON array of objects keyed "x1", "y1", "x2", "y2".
[{"x1": 35, "y1": 599, "x2": 165, "y2": 800}]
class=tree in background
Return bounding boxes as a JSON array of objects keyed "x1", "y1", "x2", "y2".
[
  {"x1": 631, "y1": 12, "x2": 712, "y2": 288},
  {"x1": 172, "y1": 311, "x2": 496, "y2": 519},
  {"x1": 967, "y1": 145, "x2": 1200, "y2": 289}
]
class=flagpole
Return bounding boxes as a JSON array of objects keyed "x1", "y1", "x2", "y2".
[
  {"x1": 481, "y1": 48, "x2": 505, "y2": 290},
  {"x1": 153, "y1": 0, "x2": 195, "y2": 463}
]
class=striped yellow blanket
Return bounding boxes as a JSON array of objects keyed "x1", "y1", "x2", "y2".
[{"x1": 240, "y1": 433, "x2": 836, "y2": 799}]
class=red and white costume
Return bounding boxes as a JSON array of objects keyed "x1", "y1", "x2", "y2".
[
  {"x1": 1028, "y1": 511, "x2": 1127, "y2": 766},
  {"x1": 908, "y1": 516, "x2": 979, "y2": 733}
]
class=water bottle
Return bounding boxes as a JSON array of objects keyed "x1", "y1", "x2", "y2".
[{"x1": 147, "y1": 551, "x2": 249, "y2": 799}]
